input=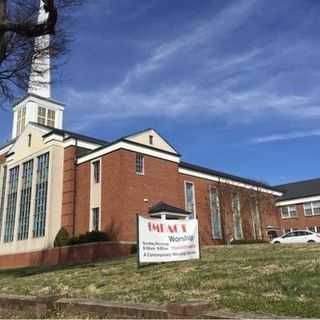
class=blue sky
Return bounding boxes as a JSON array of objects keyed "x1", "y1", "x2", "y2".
[{"x1": 1, "y1": 0, "x2": 320, "y2": 185}]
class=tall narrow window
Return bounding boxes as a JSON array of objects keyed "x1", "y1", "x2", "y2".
[
  {"x1": 92, "y1": 207, "x2": 100, "y2": 231},
  {"x1": 251, "y1": 196, "x2": 262, "y2": 240},
  {"x1": 185, "y1": 182, "x2": 196, "y2": 218},
  {"x1": 17, "y1": 160, "x2": 33, "y2": 240},
  {"x1": 149, "y1": 135, "x2": 154, "y2": 145},
  {"x1": 33, "y1": 153, "x2": 49, "y2": 238},
  {"x1": 92, "y1": 160, "x2": 100, "y2": 183},
  {"x1": 47, "y1": 109, "x2": 55, "y2": 127},
  {"x1": 232, "y1": 192, "x2": 243, "y2": 240},
  {"x1": 209, "y1": 187, "x2": 222, "y2": 239},
  {"x1": 136, "y1": 154, "x2": 144, "y2": 175},
  {"x1": 38, "y1": 107, "x2": 46, "y2": 125},
  {"x1": 0, "y1": 166, "x2": 8, "y2": 240},
  {"x1": 4, "y1": 166, "x2": 20, "y2": 242},
  {"x1": 16, "y1": 107, "x2": 26, "y2": 136}
]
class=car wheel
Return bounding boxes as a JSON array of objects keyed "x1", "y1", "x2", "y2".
[
  {"x1": 274, "y1": 241, "x2": 280, "y2": 244},
  {"x1": 308, "y1": 240, "x2": 315, "y2": 244}
]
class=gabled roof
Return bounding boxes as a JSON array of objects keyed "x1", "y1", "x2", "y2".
[
  {"x1": 0, "y1": 138, "x2": 17, "y2": 153},
  {"x1": 121, "y1": 128, "x2": 179, "y2": 154},
  {"x1": 275, "y1": 178, "x2": 320, "y2": 202},
  {"x1": 149, "y1": 201, "x2": 191, "y2": 215},
  {"x1": 38, "y1": 123, "x2": 110, "y2": 146},
  {"x1": 12, "y1": 93, "x2": 65, "y2": 108},
  {"x1": 180, "y1": 161, "x2": 281, "y2": 192}
]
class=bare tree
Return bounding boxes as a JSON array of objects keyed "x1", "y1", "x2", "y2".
[{"x1": 0, "y1": 0, "x2": 81, "y2": 104}]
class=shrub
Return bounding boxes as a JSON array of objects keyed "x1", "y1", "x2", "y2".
[
  {"x1": 131, "y1": 244, "x2": 137, "y2": 254},
  {"x1": 69, "y1": 231, "x2": 111, "y2": 246},
  {"x1": 231, "y1": 239, "x2": 269, "y2": 245},
  {"x1": 54, "y1": 227, "x2": 70, "y2": 247}
]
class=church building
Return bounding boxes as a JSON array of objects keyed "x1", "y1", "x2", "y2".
[{"x1": 0, "y1": 2, "x2": 292, "y2": 266}]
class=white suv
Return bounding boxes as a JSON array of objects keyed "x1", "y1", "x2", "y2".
[{"x1": 271, "y1": 230, "x2": 320, "y2": 244}]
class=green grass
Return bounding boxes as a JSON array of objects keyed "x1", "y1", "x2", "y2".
[{"x1": 0, "y1": 244, "x2": 319, "y2": 318}]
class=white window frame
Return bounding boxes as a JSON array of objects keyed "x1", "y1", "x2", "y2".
[
  {"x1": 184, "y1": 181, "x2": 196, "y2": 218},
  {"x1": 209, "y1": 186, "x2": 222, "y2": 239},
  {"x1": 92, "y1": 160, "x2": 101, "y2": 184},
  {"x1": 90, "y1": 207, "x2": 101, "y2": 232},
  {"x1": 303, "y1": 201, "x2": 320, "y2": 216},
  {"x1": 136, "y1": 154, "x2": 144, "y2": 175},
  {"x1": 280, "y1": 205, "x2": 297, "y2": 219},
  {"x1": 232, "y1": 192, "x2": 243, "y2": 240}
]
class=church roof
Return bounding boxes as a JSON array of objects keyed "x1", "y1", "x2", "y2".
[
  {"x1": 274, "y1": 178, "x2": 320, "y2": 202},
  {"x1": 40, "y1": 124, "x2": 110, "y2": 146},
  {"x1": 180, "y1": 161, "x2": 281, "y2": 192},
  {"x1": 12, "y1": 93, "x2": 65, "y2": 108}
]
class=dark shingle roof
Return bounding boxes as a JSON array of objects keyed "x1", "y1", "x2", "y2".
[
  {"x1": 180, "y1": 161, "x2": 281, "y2": 192},
  {"x1": 39, "y1": 123, "x2": 110, "y2": 146},
  {"x1": 275, "y1": 178, "x2": 320, "y2": 201},
  {"x1": 149, "y1": 202, "x2": 191, "y2": 215}
]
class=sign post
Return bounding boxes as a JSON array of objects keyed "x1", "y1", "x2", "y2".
[{"x1": 136, "y1": 216, "x2": 200, "y2": 266}]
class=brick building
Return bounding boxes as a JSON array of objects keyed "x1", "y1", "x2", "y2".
[
  {"x1": 275, "y1": 179, "x2": 320, "y2": 234},
  {"x1": 2, "y1": 2, "x2": 316, "y2": 266},
  {"x1": 0, "y1": 101, "x2": 283, "y2": 258}
]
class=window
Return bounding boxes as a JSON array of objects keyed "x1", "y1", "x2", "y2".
[
  {"x1": 232, "y1": 192, "x2": 243, "y2": 240},
  {"x1": 136, "y1": 154, "x2": 144, "y2": 175},
  {"x1": 38, "y1": 107, "x2": 46, "y2": 125},
  {"x1": 33, "y1": 153, "x2": 49, "y2": 238},
  {"x1": 304, "y1": 201, "x2": 320, "y2": 216},
  {"x1": 209, "y1": 187, "x2": 222, "y2": 239},
  {"x1": 280, "y1": 205, "x2": 297, "y2": 218},
  {"x1": 28, "y1": 134, "x2": 32, "y2": 147},
  {"x1": 17, "y1": 160, "x2": 33, "y2": 240},
  {"x1": 92, "y1": 208, "x2": 100, "y2": 231},
  {"x1": 47, "y1": 109, "x2": 55, "y2": 127},
  {"x1": 251, "y1": 196, "x2": 262, "y2": 240},
  {"x1": 308, "y1": 226, "x2": 316, "y2": 232},
  {"x1": 4, "y1": 166, "x2": 20, "y2": 242},
  {"x1": 16, "y1": 107, "x2": 26, "y2": 136},
  {"x1": 149, "y1": 135, "x2": 154, "y2": 145},
  {"x1": 185, "y1": 182, "x2": 196, "y2": 218},
  {"x1": 92, "y1": 160, "x2": 100, "y2": 183}
]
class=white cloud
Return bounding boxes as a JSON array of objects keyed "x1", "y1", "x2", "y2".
[
  {"x1": 62, "y1": 0, "x2": 320, "y2": 131},
  {"x1": 250, "y1": 129, "x2": 320, "y2": 144}
]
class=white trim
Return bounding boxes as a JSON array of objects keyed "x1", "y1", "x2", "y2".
[
  {"x1": 276, "y1": 195, "x2": 320, "y2": 206},
  {"x1": 63, "y1": 138, "x2": 101, "y2": 150},
  {"x1": 0, "y1": 144, "x2": 13, "y2": 156},
  {"x1": 179, "y1": 168, "x2": 282, "y2": 196},
  {"x1": 77, "y1": 141, "x2": 180, "y2": 165},
  {"x1": 43, "y1": 133, "x2": 64, "y2": 144},
  {"x1": 149, "y1": 212, "x2": 189, "y2": 218}
]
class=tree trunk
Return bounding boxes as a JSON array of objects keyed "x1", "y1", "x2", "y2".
[{"x1": 0, "y1": 0, "x2": 6, "y2": 63}]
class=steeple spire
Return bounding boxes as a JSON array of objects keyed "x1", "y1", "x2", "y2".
[{"x1": 28, "y1": 0, "x2": 51, "y2": 98}]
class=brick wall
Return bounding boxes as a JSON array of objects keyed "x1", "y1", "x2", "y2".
[
  {"x1": 0, "y1": 242, "x2": 133, "y2": 269},
  {"x1": 71, "y1": 148, "x2": 278, "y2": 245},
  {"x1": 278, "y1": 204, "x2": 320, "y2": 233},
  {"x1": 101, "y1": 149, "x2": 182, "y2": 241},
  {"x1": 61, "y1": 146, "x2": 77, "y2": 235}
]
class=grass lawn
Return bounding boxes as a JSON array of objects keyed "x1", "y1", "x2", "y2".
[{"x1": 0, "y1": 244, "x2": 319, "y2": 318}]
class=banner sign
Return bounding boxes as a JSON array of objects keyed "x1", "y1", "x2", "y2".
[{"x1": 137, "y1": 216, "x2": 200, "y2": 264}]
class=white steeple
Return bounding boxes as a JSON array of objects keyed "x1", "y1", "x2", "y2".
[
  {"x1": 28, "y1": 0, "x2": 51, "y2": 98},
  {"x1": 11, "y1": 0, "x2": 64, "y2": 139}
]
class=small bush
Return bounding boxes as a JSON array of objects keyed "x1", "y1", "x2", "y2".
[
  {"x1": 69, "y1": 231, "x2": 111, "y2": 246},
  {"x1": 131, "y1": 244, "x2": 137, "y2": 254},
  {"x1": 54, "y1": 227, "x2": 70, "y2": 247},
  {"x1": 231, "y1": 239, "x2": 269, "y2": 245}
]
